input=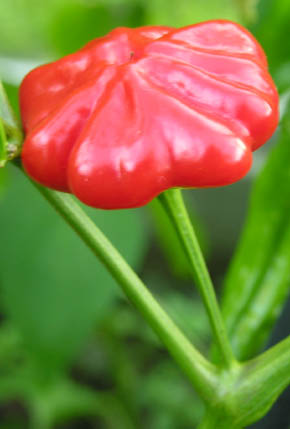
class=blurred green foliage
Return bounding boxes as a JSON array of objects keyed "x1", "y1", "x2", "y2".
[
  {"x1": 145, "y1": 0, "x2": 241, "y2": 26},
  {"x1": 221, "y1": 107, "x2": 290, "y2": 361},
  {"x1": 0, "y1": 166, "x2": 148, "y2": 370},
  {"x1": 0, "y1": 0, "x2": 289, "y2": 428}
]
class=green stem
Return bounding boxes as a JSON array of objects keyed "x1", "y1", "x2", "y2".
[
  {"x1": 27, "y1": 179, "x2": 218, "y2": 403},
  {"x1": 234, "y1": 335, "x2": 290, "y2": 427},
  {"x1": 197, "y1": 411, "x2": 241, "y2": 429},
  {"x1": 200, "y1": 336, "x2": 290, "y2": 428},
  {"x1": 158, "y1": 189, "x2": 236, "y2": 369}
]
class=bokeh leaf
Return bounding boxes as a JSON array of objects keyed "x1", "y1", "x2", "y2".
[
  {"x1": 0, "y1": 0, "x2": 146, "y2": 60},
  {"x1": 251, "y1": 0, "x2": 290, "y2": 78},
  {"x1": 139, "y1": 361, "x2": 204, "y2": 428},
  {"x1": 108, "y1": 289, "x2": 211, "y2": 352},
  {"x1": 0, "y1": 0, "x2": 55, "y2": 57},
  {"x1": 235, "y1": 0, "x2": 259, "y2": 24},
  {"x1": 221, "y1": 108, "x2": 290, "y2": 360},
  {"x1": 0, "y1": 166, "x2": 148, "y2": 370},
  {"x1": 50, "y1": 0, "x2": 145, "y2": 56},
  {"x1": 145, "y1": 0, "x2": 242, "y2": 27},
  {"x1": 251, "y1": 0, "x2": 290, "y2": 94}
]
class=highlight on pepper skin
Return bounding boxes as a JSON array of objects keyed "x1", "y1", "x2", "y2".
[{"x1": 20, "y1": 20, "x2": 279, "y2": 209}]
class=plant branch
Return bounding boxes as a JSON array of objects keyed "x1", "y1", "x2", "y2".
[
  {"x1": 197, "y1": 410, "x2": 241, "y2": 429},
  {"x1": 158, "y1": 189, "x2": 236, "y2": 369},
  {"x1": 22, "y1": 175, "x2": 219, "y2": 403},
  {"x1": 234, "y1": 335, "x2": 290, "y2": 427}
]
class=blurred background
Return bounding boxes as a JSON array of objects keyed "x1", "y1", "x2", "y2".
[{"x1": 0, "y1": 0, "x2": 289, "y2": 428}]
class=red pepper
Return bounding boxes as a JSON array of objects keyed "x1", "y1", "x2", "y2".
[{"x1": 20, "y1": 21, "x2": 279, "y2": 209}]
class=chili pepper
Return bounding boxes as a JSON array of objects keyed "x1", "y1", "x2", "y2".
[{"x1": 20, "y1": 21, "x2": 279, "y2": 209}]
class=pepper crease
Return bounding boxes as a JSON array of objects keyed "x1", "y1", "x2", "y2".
[{"x1": 20, "y1": 21, "x2": 279, "y2": 209}]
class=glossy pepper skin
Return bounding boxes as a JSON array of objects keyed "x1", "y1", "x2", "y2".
[{"x1": 20, "y1": 20, "x2": 279, "y2": 209}]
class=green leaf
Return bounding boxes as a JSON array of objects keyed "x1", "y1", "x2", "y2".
[
  {"x1": 251, "y1": 0, "x2": 290, "y2": 79},
  {"x1": 0, "y1": 81, "x2": 19, "y2": 128},
  {"x1": 0, "y1": 166, "x2": 148, "y2": 370},
  {"x1": 221, "y1": 113, "x2": 290, "y2": 360}
]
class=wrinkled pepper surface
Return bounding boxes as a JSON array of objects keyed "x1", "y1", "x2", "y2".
[{"x1": 20, "y1": 20, "x2": 279, "y2": 209}]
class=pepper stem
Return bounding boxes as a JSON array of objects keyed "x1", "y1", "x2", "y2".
[
  {"x1": 158, "y1": 188, "x2": 236, "y2": 369},
  {"x1": 197, "y1": 411, "x2": 241, "y2": 429},
  {"x1": 24, "y1": 176, "x2": 219, "y2": 403}
]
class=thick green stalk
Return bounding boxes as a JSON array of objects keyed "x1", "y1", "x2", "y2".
[
  {"x1": 29, "y1": 180, "x2": 218, "y2": 403},
  {"x1": 158, "y1": 189, "x2": 236, "y2": 369},
  {"x1": 198, "y1": 336, "x2": 290, "y2": 428},
  {"x1": 197, "y1": 411, "x2": 241, "y2": 429},
  {"x1": 234, "y1": 335, "x2": 290, "y2": 427}
]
